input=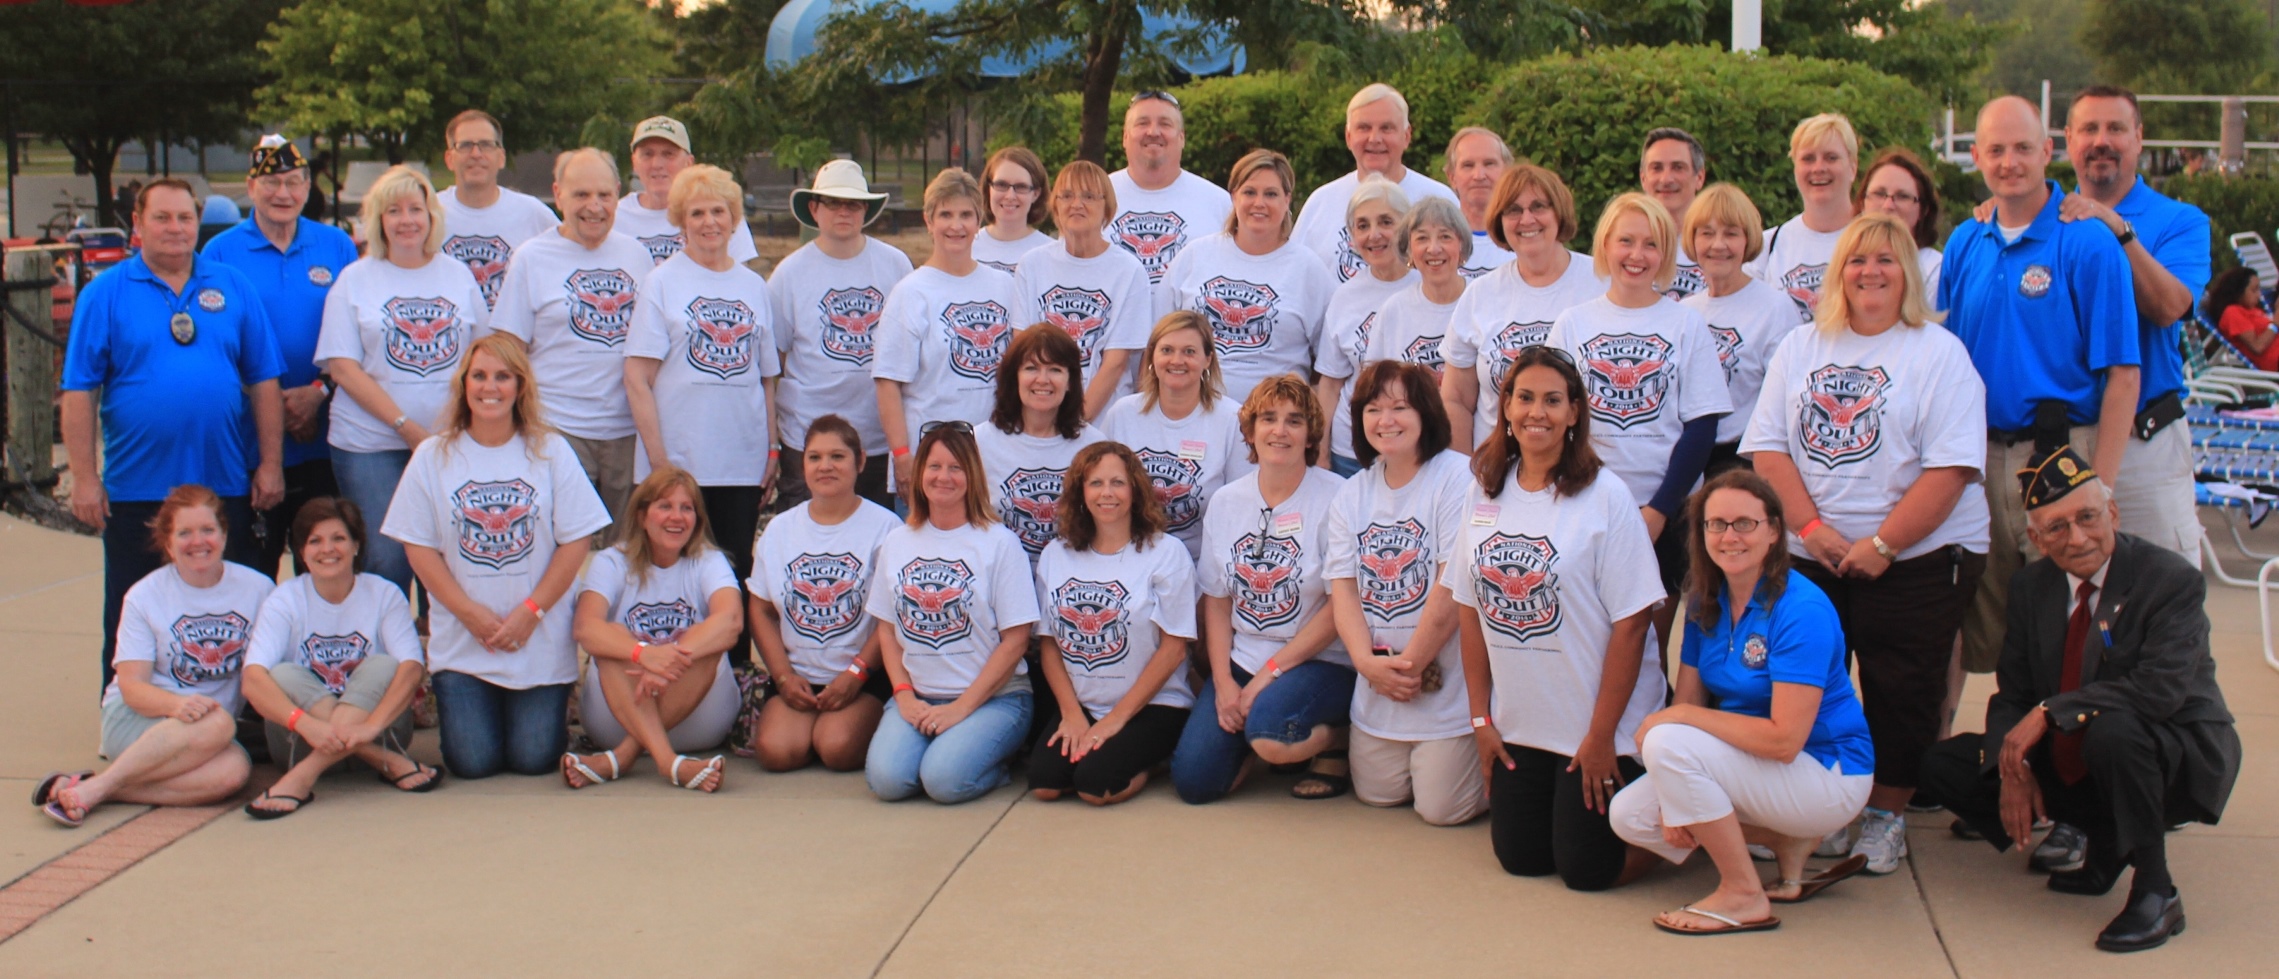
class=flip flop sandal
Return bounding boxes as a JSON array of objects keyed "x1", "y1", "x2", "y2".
[
  {"x1": 31, "y1": 770, "x2": 91, "y2": 807},
  {"x1": 1653, "y1": 906, "x2": 1781, "y2": 936},
  {"x1": 40, "y1": 790, "x2": 88, "y2": 829},
  {"x1": 560, "y1": 751, "x2": 620, "y2": 790},
  {"x1": 244, "y1": 791, "x2": 314, "y2": 821},
  {"x1": 1770, "y1": 853, "x2": 1869, "y2": 904},
  {"x1": 670, "y1": 754, "x2": 725, "y2": 792},
  {"x1": 380, "y1": 762, "x2": 443, "y2": 793},
  {"x1": 1291, "y1": 750, "x2": 1351, "y2": 800}
]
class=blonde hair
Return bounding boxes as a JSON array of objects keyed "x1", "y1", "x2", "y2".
[
  {"x1": 1137, "y1": 310, "x2": 1223, "y2": 413},
  {"x1": 1346, "y1": 83, "x2": 1410, "y2": 126},
  {"x1": 617, "y1": 467, "x2": 714, "y2": 585},
  {"x1": 923, "y1": 167, "x2": 983, "y2": 219},
  {"x1": 1590, "y1": 192, "x2": 1678, "y2": 289},
  {"x1": 1222, "y1": 149, "x2": 1295, "y2": 239},
  {"x1": 666, "y1": 163, "x2": 744, "y2": 228},
  {"x1": 1681, "y1": 183, "x2": 1766, "y2": 264},
  {"x1": 1815, "y1": 212, "x2": 1938, "y2": 333},
  {"x1": 1790, "y1": 113, "x2": 1859, "y2": 163},
  {"x1": 1050, "y1": 160, "x2": 1116, "y2": 226},
  {"x1": 439, "y1": 333, "x2": 553, "y2": 456},
  {"x1": 360, "y1": 165, "x2": 446, "y2": 262}
]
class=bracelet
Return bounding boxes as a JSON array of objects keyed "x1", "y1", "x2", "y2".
[
  {"x1": 891, "y1": 682, "x2": 914, "y2": 694},
  {"x1": 1798, "y1": 518, "x2": 1824, "y2": 539},
  {"x1": 1471, "y1": 715, "x2": 1489, "y2": 730},
  {"x1": 286, "y1": 708, "x2": 305, "y2": 733},
  {"x1": 1871, "y1": 534, "x2": 1897, "y2": 560},
  {"x1": 389, "y1": 414, "x2": 411, "y2": 431},
  {"x1": 522, "y1": 598, "x2": 544, "y2": 619},
  {"x1": 1263, "y1": 657, "x2": 1282, "y2": 679},
  {"x1": 891, "y1": 445, "x2": 910, "y2": 458},
  {"x1": 846, "y1": 661, "x2": 869, "y2": 677},
  {"x1": 631, "y1": 642, "x2": 645, "y2": 664}
]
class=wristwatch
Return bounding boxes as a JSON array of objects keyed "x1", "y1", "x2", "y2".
[
  {"x1": 2113, "y1": 220, "x2": 2137, "y2": 247},
  {"x1": 1871, "y1": 535, "x2": 1896, "y2": 560}
]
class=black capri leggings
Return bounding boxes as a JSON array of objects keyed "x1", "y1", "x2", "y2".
[
  {"x1": 1799, "y1": 545, "x2": 1984, "y2": 789},
  {"x1": 1490, "y1": 743, "x2": 1646, "y2": 891},
  {"x1": 1028, "y1": 702, "x2": 1190, "y2": 799}
]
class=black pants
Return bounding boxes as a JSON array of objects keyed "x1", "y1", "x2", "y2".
[
  {"x1": 700, "y1": 484, "x2": 765, "y2": 666},
  {"x1": 1028, "y1": 702, "x2": 1190, "y2": 798},
  {"x1": 1920, "y1": 710, "x2": 2199, "y2": 871},
  {"x1": 251, "y1": 458, "x2": 340, "y2": 577},
  {"x1": 1800, "y1": 546, "x2": 1984, "y2": 789},
  {"x1": 100, "y1": 495, "x2": 262, "y2": 692},
  {"x1": 1490, "y1": 743, "x2": 1646, "y2": 891},
  {"x1": 1704, "y1": 440, "x2": 1751, "y2": 478},
  {"x1": 772, "y1": 446, "x2": 894, "y2": 513}
]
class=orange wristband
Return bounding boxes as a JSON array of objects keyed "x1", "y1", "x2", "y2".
[
  {"x1": 891, "y1": 682, "x2": 914, "y2": 694},
  {"x1": 286, "y1": 708, "x2": 305, "y2": 733},
  {"x1": 1798, "y1": 518, "x2": 1825, "y2": 540},
  {"x1": 522, "y1": 598, "x2": 543, "y2": 618},
  {"x1": 846, "y1": 661, "x2": 869, "y2": 677},
  {"x1": 891, "y1": 445, "x2": 910, "y2": 457},
  {"x1": 631, "y1": 642, "x2": 645, "y2": 664}
]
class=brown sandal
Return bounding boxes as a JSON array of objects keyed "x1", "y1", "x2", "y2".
[{"x1": 1769, "y1": 853, "x2": 1868, "y2": 904}]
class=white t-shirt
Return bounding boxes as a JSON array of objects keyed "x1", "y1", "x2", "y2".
[
  {"x1": 578, "y1": 546, "x2": 739, "y2": 650},
  {"x1": 316, "y1": 255, "x2": 489, "y2": 453},
  {"x1": 1197, "y1": 468, "x2": 1351, "y2": 672},
  {"x1": 1749, "y1": 216, "x2": 1846, "y2": 320},
  {"x1": 1314, "y1": 270, "x2": 1417, "y2": 461},
  {"x1": 625, "y1": 252, "x2": 781, "y2": 486},
  {"x1": 1918, "y1": 246, "x2": 1944, "y2": 310},
  {"x1": 104, "y1": 563, "x2": 275, "y2": 713},
  {"x1": 1461, "y1": 231, "x2": 1513, "y2": 281},
  {"x1": 486, "y1": 230, "x2": 653, "y2": 439},
  {"x1": 1443, "y1": 470, "x2": 1665, "y2": 757},
  {"x1": 382, "y1": 432, "x2": 614, "y2": 687},
  {"x1": 769, "y1": 237, "x2": 914, "y2": 453},
  {"x1": 245, "y1": 574, "x2": 423, "y2": 696},
  {"x1": 1108, "y1": 169, "x2": 1232, "y2": 284},
  {"x1": 1034, "y1": 537, "x2": 1199, "y2": 716},
  {"x1": 1325, "y1": 451, "x2": 1473, "y2": 741},
  {"x1": 1364, "y1": 280, "x2": 1462, "y2": 377},
  {"x1": 1291, "y1": 169, "x2": 1461, "y2": 282},
  {"x1": 1440, "y1": 252, "x2": 1605, "y2": 444},
  {"x1": 751, "y1": 499, "x2": 902, "y2": 685},
  {"x1": 872, "y1": 265, "x2": 1023, "y2": 451},
  {"x1": 1013, "y1": 243, "x2": 1156, "y2": 400},
  {"x1": 1544, "y1": 296, "x2": 1733, "y2": 506},
  {"x1": 973, "y1": 227, "x2": 1055, "y2": 274},
  {"x1": 1159, "y1": 232, "x2": 1336, "y2": 404},
  {"x1": 1681, "y1": 277, "x2": 1808, "y2": 444},
  {"x1": 1742, "y1": 322, "x2": 1992, "y2": 559},
  {"x1": 1665, "y1": 244, "x2": 1704, "y2": 301},
  {"x1": 437, "y1": 186, "x2": 559, "y2": 310},
  {"x1": 1095, "y1": 393, "x2": 1255, "y2": 557},
  {"x1": 974, "y1": 423, "x2": 1107, "y2": 560},
  {"x1": 864, "y1": 521, "x2": 1041, "y2": 699},
  {"x1": 612, "y1": 196, "x2": 760, "y2": 266}
]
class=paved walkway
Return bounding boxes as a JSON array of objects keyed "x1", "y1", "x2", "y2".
[{"x1": 0, "y1": 511, "x2": 2269, "y2": 976}]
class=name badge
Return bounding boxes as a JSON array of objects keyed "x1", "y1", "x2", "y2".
[
  {"x1": 2018, "y1": 264, "x2": 2052, "y2": 298},
  {"x1": 1471, "y1": 503, "x2": 1500, "y2": 526},
  {"x1": 196, "y1": 288, "x2": 226, "y2": 312},
  {"x1": 169, "y1": 312, "x2": 196, "y2": 345},
  {"x1": 308, "y1": 266, "x2": 333, "y2": 287},
  {"x1": 1178, "y1": 439, "x2": 1208, "y2": 460},
  {"x1": 1271, "y1": 512, "x2": 1303, "y2": 537}
]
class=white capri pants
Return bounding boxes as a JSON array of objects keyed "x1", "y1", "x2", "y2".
[
  {"x1": 578, "y1": 655, "x2": 740, "y2": 754},
  {"x1": 1610, "y1": 723, "x2": 1872, "y2": 866},
  {"x1": 1351, "y1": 729, "x2": 1487, "y2": 826}
]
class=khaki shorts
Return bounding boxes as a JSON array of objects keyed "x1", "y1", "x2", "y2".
[{"x1": 565, "y1": 434, "x2": 637, "y2": 540}]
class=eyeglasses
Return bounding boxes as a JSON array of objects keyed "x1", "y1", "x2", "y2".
[
  {"x1": 1250, "y1": 505, "x2": 1274, "y2": 561},
  {"x1": 920, "y1": 420, "x2": 973, "y2": 436},
  {"x1": 450, "y1": 139, "x2": 504, "y2": 154},
  {"x1": 1133, "y1": 90, "x2": 1181, "y2": 109},
  {"x1": 2033, "y1": 505, "x2": 2106, "y2": 540},
  {"x1": 252, "y1": 172, "x2": 310, "y2": 191},
  {"x1": 1865, "y1": 188, "x2": 1920, "y2": 207},
  {"x1": 1703, "y1": 518, "x2": 1764, "y2": 535},
  {"x1": 987, "y1": 180, "x2": 1037, "y2": 195}
]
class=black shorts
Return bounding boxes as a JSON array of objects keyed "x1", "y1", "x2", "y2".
[
  {"x1": 1653, "y1": 511, "x2": 1690, "y2": 596},
  {"x1": 770, "y1": 667, "x2": 892, "y2": 704}
]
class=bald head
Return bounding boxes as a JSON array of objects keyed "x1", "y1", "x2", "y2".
[
  {"x1": 552, "y1": 148, "x2": 621, "y2": 247},
  {"x1": 1971, "y1": 96, "x2": 2052, "y2": 212},
  {"x1": 1977, "y1": 96, "x2": 2043, "y2": 140}
]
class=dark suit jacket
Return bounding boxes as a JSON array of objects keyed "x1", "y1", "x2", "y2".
[{"x1": 1983, "y1": 533, "x2": 2240, "y2": 822}]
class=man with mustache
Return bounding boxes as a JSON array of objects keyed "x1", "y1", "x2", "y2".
[{"x1": 1106, "y1": 91, "x2": 1230, "y2": 285}]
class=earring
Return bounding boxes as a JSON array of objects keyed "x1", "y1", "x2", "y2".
[{"x1": 1566, "y1": 429, "x2": 1575, "y2": 442}]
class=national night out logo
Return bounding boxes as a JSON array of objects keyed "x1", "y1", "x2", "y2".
[
  {"x1": 1135, "y1": 449, "x2": 1204, "y2": 533},
  {"x1": 817, "y1": 286, "x2": 884, "y2": 366},
  {"x1": 1579, "y1": 332, "x2": 1674, "y2": 430},
  {"x1": 443, "y1": 235, "x2": 511, "y2": 308},
  {"x1": 1473, "y1": 533, "x2": 1561, "y2": 643},
  {"x1": 565, "y1": 268, "x2": 638, "y2": 345},
  {"x1": 1402, "y1": 333, "x2": 1447, "y2": 377},
  {"x1": 1039, "y1": 286, "x2": 1112, "y2": 362},
  {"x1": 941, "y1": 301, "x2": 1012, "y2": 382},
  {"x1": 1051, "y1": 578, "x2": 1131, "y2": 670},
  {"x1": 638, "y1": 233, "x2": 684, "y2": 265},
  {"x1": 1111, "y1": 211, "x2": 1187, "y2": 282},
  {"x1": 1781, "y1": 263, "x2": 1827, "y2": 317},
  {"x1": 1356, "y1": 519, "x2": 1431, "y2": 621},
  {"x1": 1230, "y1": 533, "x2": 1303, "y2": 632},
  {"x1": 1333, "y1": 226, "x2": 1367, "y2": 282},
  {"x1": 1665, "y1": 262, "x2": 1704, "y2": 300},
  {"x1": 1799, "y1": 363, "x2": 1890, "y2": 468},
  {"x1": 626, "y1": 599, "x2": 698, "y2": 644},
  {"x1": 896, "y1": 557, "x2": 975, "y2": 647},
  {"x1": 1000, "y1": 468, "x2": 1066, "y2": 556},
  {"x1": 299, "y1": 632, "x2": 371, "y2": 695},
  {"x1": 1485, "y1": 320, "x2": 1554, "y2": 395},
  {"x1": 382, "y1": 296, "x2": 462, "y2": 376},
  {"x1": 452, "y1": 478, "x2": 539, "y2": 569},
  {"x1": 1708, "y1": 324, "x2": 1742, "y2": 385},
  {"x1": 167, "y1": 612, "x2": 251, "y2": 685},
  {"x1": 684, "y1": 296, "x2": 759, "y2": 379},
  {"x1": 783, "y1": 552, "x2": 868, "y2": 644},
  {"x1": 1200, "y1": 277, "x2": 1278, "y2": 352},
  {"x1": 1349, "y1": 312, "x2": 1378, "y2": 366}
]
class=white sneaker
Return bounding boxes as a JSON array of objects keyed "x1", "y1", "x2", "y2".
[
  {"x1": 1747, "y1": 843, "x2": 1776, "y2": 861},
  {"x1": 1815, "y1": 822, "x2": 1853, "y2": 857},
  {"x1": 1852, "y1": 807, "x2": 1908, "y2": 875}
]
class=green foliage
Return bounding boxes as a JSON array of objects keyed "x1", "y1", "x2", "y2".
[
  {"x1": 668, "y1": 0, "x2": 787, "y2": 78},
  {"x1": 1946, "y1": 0, "x2": 2096, "y2": 100},
  {"x1": 1464, "y1": 45, "x2": 1937, "y2": 225},
  {"x1": 1569, "y1": 1, "x2": 2010, "y2": 106},
  {"x1": 2163, "y1": 173, "x2": 2279, "y2": 275},
  {"x1": 773, "y1": 135, "x2": 835, "y2": 174},
  {"x1": 2081, "y1": 0, "x2": 2274, "y2": 94}
]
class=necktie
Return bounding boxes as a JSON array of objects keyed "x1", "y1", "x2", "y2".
[{"x1": 2052, "y1": 579, "x2": 2096, "y2": 784}]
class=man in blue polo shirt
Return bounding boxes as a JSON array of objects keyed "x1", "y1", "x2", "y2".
[
  {"x1": 62, "y1": 179, "x2": 285, "y2": 690},
  {"x1": 201, "y1": 136, "x2": 360, "y2": 576},
  {"x1": 1940, "y1": 95, "x2": 2139, "y2": 682}
]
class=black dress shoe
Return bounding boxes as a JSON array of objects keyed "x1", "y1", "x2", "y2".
[
  {"x1": 2048, "y1": 863, "x2": 2120, "y2": 896},
  {"x1": 2096, "y1": 889, "x2": 2184, "y2": 952}
]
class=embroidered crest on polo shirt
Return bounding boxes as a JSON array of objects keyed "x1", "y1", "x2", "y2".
[
  {"x1": 1000, "y1": 467, "x2": 1066, "y2": 555},
  {"x1": 443, "y1": 235, "x2": 511, "y2": 307},
  {"x1": 817, "y1": 286, "x2": 884, "y2": 366},
  {"x1": 167, "y1": 611, "x2": 251, "y2": 685},
  {"x1": 941, "y1": 300, "x2": 1012, "y2": 382},
  {"x1": 197, "y1": 288, "x2": 226, "y2": 312},
  {"x1": 308, "y1": 266, "x2": 334, "y2": 287},
  {"x1": 638, "y1": 233, "x2": 684, "y2": 266},
  {"x1": 1473, "y1": 532, "x2": 1561, "y2": 643},
  {"x1": 2019, "y1": 264, "x2": 2053, "y2": 298},
  {"x1": 1230, "y1": 533, "x2": 1304, "y2": 631},
  {"x1": 564, "y1": 268, "x2": 638, "y2": 345},
  {"x1": 1111, "y1": 211, "x2": 1185, "y2": 281},
  {"x1": 784, "y1": 552, "x2": 869, "y2": 644},
  {"x1": 1579, "y1": 332, "x2": 1674, "y2": 430},
  {"x1": 1134, "y1": 448, "x2": 1204, "y2": 533},
  {"x1": 382, "y1": 296, "x2": 463, "y2": 376},
  {"x1": 1051, "y1": 578, "x2": 1132, "y2": 670},
  {"x1": 1357, "y1": 519, "x2": 1432, "y2": 620},
  {"x1": 896, "y1": 556, "x2": 976, "y2": 647},
  {"x1": 684, "y1": 296, "x2": 759, "y2": 379},
  {"x1": 1742, "y1": 633, "x2": 1769, "y2": 669},
  {"x1": 451, "y1": 478, "x2": 540, "y2": 569},
  {"x1": 1199, "y1": 277, "x2": 1278, "y2": 352},
  {"x1": 1708, "y1": 324, "x2": 1742, "y2": 385},
  {"x1": 1039, "y1": 285, "x2": 1112, "y2": 360},
  {"x1": 1799, "y1": 363, "x2": 1890, "y2": 468},
  {"x1": 300, "y1": 632, "x2": 371, "y2": 695},
  {"x1": 626, "y1": 599, "x2": 698, "y2": 644}
]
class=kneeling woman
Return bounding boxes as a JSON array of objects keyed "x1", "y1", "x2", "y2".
[
  {"x1": 864, "y1": 424, "x2": 1040, "y2": 803},
  {"x1": 41, "y1": 486, "x2": 268, "y2": 826},
  {"x1": 566, "y1": 467, "x2": 743, "y2": 791},
  {"x1": 1612, "y1": 471, "x2": 1874, "y2": 934},
  {"x1": 1032, "y1": 441, "x2": 1198, "y2": 804},
  {"x1": 242, "y1": 497, "x2": 437, "y2": 819}
]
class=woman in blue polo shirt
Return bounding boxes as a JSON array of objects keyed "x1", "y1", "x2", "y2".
[{"x1": 1610, "y1": 470, "x2": 1873, "y2": 936}]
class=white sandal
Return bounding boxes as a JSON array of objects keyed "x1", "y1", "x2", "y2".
[
  {"x1": 670, "y1": 754, "x2": 724, "y2": 792},
  {"x1": 561, "y1": 751, "x2": 620, "y2": 790}
]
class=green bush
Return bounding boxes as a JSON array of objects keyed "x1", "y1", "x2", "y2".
[
  {"x1": 1462, "y1": 45, "x2": 1937, "y2": 229},
  {"x1": 2160, "y1": 172, "x2": 2279, "y2": 277}
]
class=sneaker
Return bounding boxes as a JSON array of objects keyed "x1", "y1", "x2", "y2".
[
  {"x1": 1852, "y1": 807, "x2": 1908, "y2": 875},
  {"x1": 1905, "y1": 799, "x2": 1945, "y2": 814},
  {"x1": 1815, "y1": 822, "x2": 1854, "y2": 858},
  {"x1": 1747, "y1": 844, "x2": 1776, "y2": 861},
  {"x1": 2030, "y1": 822, "x2": 2087, "y2": 874}
]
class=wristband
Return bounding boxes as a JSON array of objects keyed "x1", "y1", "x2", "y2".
[
  {"x1": 891, "y1": 682, "x2": 914, "y2": 694},
  {"x1": 891, "y1": 445, "x2": 910, "y2": 458},
  {"x1": 768, "y1": 450, "x2": 781, "y2": 459},
  {"x1": 631, "y1": 642, "x2": 645, "y2": 664},
  {"x1": 1471, "y1": 715, "x2": 1489, "y2": 730},
  {"x1": 1263, "y1": 657, "x2": 1282, "y2": 679},
  {"x1": 1798, "y1": 518, "x2": 1824, "y2": 540},
  {"x1": 390, "y1": 414, "x2": 411, "y2": 431},
  {"x1": 846, "y1": 661, "x2": 869, "y2": 678},
  {"x1": 522, "y1": 598, "x2": 544, "y2": 619},
  {"x1": 286, "y1": 708, "x2": 305, "y2": 734}
]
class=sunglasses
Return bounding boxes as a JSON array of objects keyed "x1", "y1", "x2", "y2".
[
  {"x1": 1133, "y1": 90, "x2": 1181, "y2": 109},
  {"x1": 920, "y1": 420, "x2": 974, "y2": 436}
]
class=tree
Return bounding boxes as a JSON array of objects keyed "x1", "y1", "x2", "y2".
[
  {"x1": 2081, "y1": 0, "x2": 2273, "y2": 93},
  {"x1": 257, "y1": 0, "x2": 672, "y2": 164},
  {"x1": 1569, "y1": 0, "x2": 2011, "y2": 106},
  {"x1": 1945, "y1": 0, "x2": 2097, "y2": 101},
  {"x1": 0, "y1": 0, "x2": 284, "y2": 227}
]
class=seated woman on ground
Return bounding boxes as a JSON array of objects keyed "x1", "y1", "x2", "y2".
[
  {"x1": 40, "y1": 485, "x2": 269, "y2": 827},
  {"x1": 242, "y1": 496, "x2": 437, "y2": 819},
  {"x1": 565, "y1": 467, "x2": 744, "y2": 792}
]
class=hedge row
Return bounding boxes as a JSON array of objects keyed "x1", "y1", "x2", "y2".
[{"x1": 2161, "y1": 172, "x2": 2279, "y2": 277}]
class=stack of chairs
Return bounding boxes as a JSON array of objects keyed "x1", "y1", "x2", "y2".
[{"x1": 2190, "y1": 231, "x2": 2279, "y2": 670}]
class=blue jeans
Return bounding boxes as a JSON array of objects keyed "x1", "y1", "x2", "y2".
[
  {"x1": 1171, "y1": 659, "x2": 1357, "y2": 804},
  {"x1": 866, "y1": 687, "x2": 1033, "y2": 803},
  {"x1": 330, "y1": 448, "x2": 414, "y2": 593},
  {"x1": 1331, "y1": 454, "x2": 1364, "y2": 478},
  {"x1": 430, "y1": 670, "x2": 570, "y2": 779}
]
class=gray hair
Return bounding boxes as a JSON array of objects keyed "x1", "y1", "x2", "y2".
[
  {"x1": 1396, "y1": 196, "x2": 1473, "y2": 267},
  {"x1": 1346, "y1": 83, "x2": 1410, "y2": 127},
  {"x1": 1346, "y1": 173, "x2": 1412, "y2": 225},
  {"x1": 1445, "y1": 127, "x2": 1514, "y2": 170},
  {"x1": 552, "y1": 146, "x2": 620, "y2": 187}
]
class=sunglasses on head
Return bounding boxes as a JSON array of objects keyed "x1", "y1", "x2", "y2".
[{"x1": 1133, "y1": 90, "x2": 1181, "y2": 109}]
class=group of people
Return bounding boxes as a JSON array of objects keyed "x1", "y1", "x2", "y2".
[{"x1": 40, "y1": 81, "x2": 2239, "y2": 952}]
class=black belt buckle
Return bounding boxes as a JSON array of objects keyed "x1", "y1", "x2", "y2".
[{"x1": 2133, "y1": 391, "x2": 2183, "y2": 441}]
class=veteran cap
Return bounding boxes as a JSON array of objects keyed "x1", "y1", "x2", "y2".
[
  {"x1": 2018, "y1": 444, "x2": 2098, "y2": 510},
  {"x1": 248, "y1": 135, "x2": 308, "y2": 178}
]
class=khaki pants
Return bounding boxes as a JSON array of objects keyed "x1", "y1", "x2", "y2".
[
  {"x1": 565, "y1": 434, "x2": 637, "y2": 541},
  {"x1": 1350, "y1": 729, "x2": 1488, "y2": 826},
  {"x1": 2112, "y1": 420, "x2": 2202, "y2": 559},
  {"x1": 263, "y1": 657, "x2": 416, "y2": 770}
]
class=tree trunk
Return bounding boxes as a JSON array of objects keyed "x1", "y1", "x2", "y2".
[
  {"x1": 62, "y1": 135, "x2": 126, "y2": 230},
  {"x1": 1076, "y1": 0, "x2": 1136, "y2": 165}
]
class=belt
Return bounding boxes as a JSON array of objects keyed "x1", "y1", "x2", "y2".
[{"x1": 2133, "y1": 391, "x2": 2184, "y2": 441}]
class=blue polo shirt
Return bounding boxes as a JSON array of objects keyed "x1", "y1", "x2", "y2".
[
  {"x1": 200, "y1": 216, "x2": 360, "y2": 466},
  {"x1": 1938, "y1": 181, "x2": 2139, "y2": 431},
  {"x1": 1681, "y1": 570, "x2": 1873, "y2": 775},
  {"x1": 61, "y1": 254, "x2": 284, "y2": 501},
  {"x1": 2082, "y1": 179, "x2": 2210, "y2": 409}
]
